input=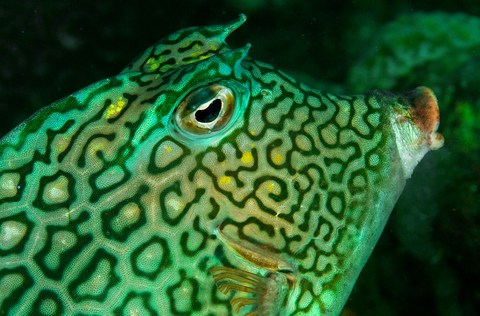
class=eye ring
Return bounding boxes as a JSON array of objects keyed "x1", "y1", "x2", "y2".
[{"x1": 172, "y1": 84, "x2": 237, "y2": 136}]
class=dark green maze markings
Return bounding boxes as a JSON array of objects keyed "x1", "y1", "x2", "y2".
[
  {"x1": 33, "y1": 211, "x2": 92, "y2": 280},
  {"x1": 286, "y1": 163, "x2": 329, "y2": 227},
  {"x1": 29, "y1": 290, "x2": 64, "y2": 316},
  {"x1": 32, "y1": 170, "x2": 76, "y2": 212},
  {"x1": 292, "y1": 129, "x2": 320, "y2": 156},
  {"x1": 278, "y1": 173, "x2": 313, "y2": 224},
  {"x1": 296, "y1": 241, "x2": 333, "y2": 277},
  {"x1": 88, "y1": 160, "x2": 131, "y2": 204},
  {"x1": 266, "y1": 138, "x2": 295, "y2": 174},
  {"x1": 0, "y1": 266, "x2": 34, "y2": 313},
  {"x1": 300, "y1": 163, "x2": 329, "y2": 191},
  {"x1": 220, "y1": 216, "x2": 276, "y2": 248},
  {"x1": 365, "y1": 138, "x2": 386, "y2": 171},
  {"x1": 167, "y1": 269, "x2": 201, "y2": 315},
  {"x1": 0, "y1": 95, "x2": 77, "y2": 155},
  {"x1": 128, "y1": 73, "x2": 157, "y2": 89},
  {"x1": 313, "y1": 215, "x2": 334, "y2": 242},
  {"x1": 207, "y1": 197, "x2": 220, "y2": 220},
  {"x1": 148, "y1": 136, "x2": 191, "y2": 174},
  {"x1": 347, "y1": 168, "x2": 369, "y2": 195},
  {"x1": 67, "y1": 248, "x2": 120, "y2": 303},
  {"x1": 323, "y1": 140, "x2": 363, "y2": 183},
  {"x1": 44, "y1": 119, "x2": 76, "y2": 165},
  {"x1": 105, "y1": 93, "x2": 138, "y2": 124},
  {"x1": 209, "y1": 276, "x2": 231, "y2": 314},
  {"x1": 130, "y1": 236, "x2": 172, "y2": 281},
  {"x1": 326, "y1": 191, "x2": 346, "y2": 220},
  {"x1": 113, "y1": 291, "x2": 157, "y2": 316},
  {"x1": 89, "y1": 110, "x2": 145, "y2": 203},
  {"x1": 159, "y1": 181, "x2": 205, "y2": 226},
  {"x1": 324, "y1": 157, "x2": 348, "y2": 183},
  {"x1": 350, "y1": 95, "x2": 381, "y2": 139},
  {"x1": 57, "y1": 79, "x2": 123, "y2": 163},
  {"x1": 180, "y1": 216, "x2": 209, "y2": 257},
  {"x1": 77, "y1": 133, "x2": 116, "y2": 168},
  {"x1": 0, "y1": 211, "x2": 34, "y2": 256},
  {"x1": 298, "y1": 193, "x2": 321, "y2": 232},
  {"x1": 253, "y1": 175, "x2": 288, "y2": 216},
  {"x1": 0, "y1": 120, "x2": 76, "y2": 206},
  {"x1": 178, "y1": 40, "x2": 204, "y2": 53},
  {"x1": 294, "y1": 280, "x2": 315, "y2": 314},
  {"x1": 101, "y1": 184, "x2": 148, "y2": 242},
  {"x1": 224, "y1": 147, "x2": 259, "y2": 188},
  {"x1": 190, "y1": 140, "x2": 294, "y2": 217}
]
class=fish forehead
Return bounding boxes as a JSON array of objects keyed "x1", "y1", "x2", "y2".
[{"x1": 0, "y1": 15, "x2": 441, "y2": 316}]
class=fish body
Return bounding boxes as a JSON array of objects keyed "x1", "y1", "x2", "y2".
[{"x1": 0, "y1": 15, "x2": 443, "y2": 315}]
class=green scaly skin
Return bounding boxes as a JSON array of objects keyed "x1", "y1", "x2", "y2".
[{"x1": 0, "y1": 15, "x2": 442, "y2": 316}]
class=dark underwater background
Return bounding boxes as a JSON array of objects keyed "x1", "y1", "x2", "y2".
[{"x1": 0, "y1": 1, "x2": 478, "y2": 315}]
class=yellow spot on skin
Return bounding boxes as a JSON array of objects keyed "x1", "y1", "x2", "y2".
[
  {"x1": 219, "y1": 176, "x2": 231, "y2": 184},
  {"x1": 55, "y1": 136, "x2": 71, "y2": 153},
  {"x1": 241, "y1": 152, "x2": 253, "y2": 164},
  {"x1": 268, "y1": 183, "x2": 275, "y2": 192},
  {"x1": 221, "y1": 161, "x2": 226, "y2": 166},
  {"x1": 167, "y1": 199, "x2": 183, "y2": 211},
  {"x1": 250, "y1": 131, "x2": 255, "y2": 135},
  {"x1": 166, "y1": 146, "x2": 172, "y2": 153},
  {"x1": 251, "y1": 144, "x2": 255, "y2": 148},
  {"x1": 106, "y1": 105, "x2": 116, "y2": 118},
  {"x1": 274, "y1": 154, "x2": 283, "y2": 164},
  {"x1": 146, "y1": 57, "x2": 160, "y2": 70},
  {"x1": 105, "y1": 97, "x2": 127, "y2": 119}
]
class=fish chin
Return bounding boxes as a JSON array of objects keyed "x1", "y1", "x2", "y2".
[{"x1": 391, "y1": 114, "x2": 430, "y2": 179}]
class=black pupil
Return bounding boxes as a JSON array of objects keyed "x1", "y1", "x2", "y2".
[{"x1": 195, "y1": 99, "x2": 222, "y2": 123}]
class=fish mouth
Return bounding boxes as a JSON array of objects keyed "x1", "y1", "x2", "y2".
[
  {"x1": 401, "y1": 86, "x2": 444, "y2": 150},
  {"x1": 389, "y1": 86, "x2": 444, "y2": 178}
]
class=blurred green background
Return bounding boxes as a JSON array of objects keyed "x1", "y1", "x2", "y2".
[{"x1": 0, "y1": 1, "x2": 478, "y2": 315}]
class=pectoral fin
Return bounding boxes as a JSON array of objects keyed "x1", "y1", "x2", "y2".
[{"x1": 210, "y1": 267, "x2": 288, "y2": 316}]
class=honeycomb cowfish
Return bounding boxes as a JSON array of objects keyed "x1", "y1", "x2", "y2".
[{"x1": 0, "y1": 14, "x2": 444, "y2": 316}]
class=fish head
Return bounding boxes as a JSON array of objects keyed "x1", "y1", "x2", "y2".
[
  {"x1": 0, "y1": 14, "x2": 444, "y2": 316},
  {"x1": 109, "y1": 15, "x2": 445, "y2": 315}
]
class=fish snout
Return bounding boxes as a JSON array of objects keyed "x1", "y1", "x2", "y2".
[{"x1": 390, "y1": 86, "x2": 444, "y2": 178}]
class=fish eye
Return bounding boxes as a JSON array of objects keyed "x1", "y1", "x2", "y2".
[{"x1": 173, "y1": 84, "x2": 236, "y2": 136}]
